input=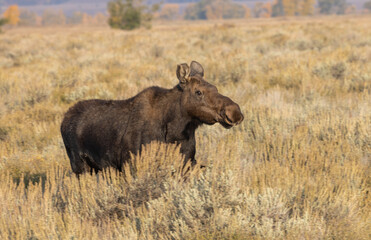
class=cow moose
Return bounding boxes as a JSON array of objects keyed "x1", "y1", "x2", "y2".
[{"x1": 61, "y1": 61, "x2": 244, "y2": 175}]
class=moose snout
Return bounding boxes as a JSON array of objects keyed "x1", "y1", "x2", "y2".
[
  {"x1": 224, "y1": 104, "x2": 244, "y2": 125},
  {"x1": 219, "y1": 101, "x2": 244, "y2": 129}
]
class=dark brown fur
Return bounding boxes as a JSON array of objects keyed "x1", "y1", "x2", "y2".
[{"x1": 61, "y1": 61, "x2": 244, "y2": 175}]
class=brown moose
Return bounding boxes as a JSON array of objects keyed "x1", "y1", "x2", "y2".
[{"x1": 61, "y1": 61, "x2": 244, "y2": 175}]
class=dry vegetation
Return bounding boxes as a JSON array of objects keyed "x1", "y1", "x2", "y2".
[{"x1": 0, "y1": 16, "x2": 370, "y2": 239}]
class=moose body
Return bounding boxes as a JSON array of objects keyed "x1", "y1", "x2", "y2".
[{"x1": 61, "y1": 61, "x2": 244, "y2": 175}]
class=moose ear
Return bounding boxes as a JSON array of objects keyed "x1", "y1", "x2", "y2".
[
  {"x1": 189, "y1": 61, "x2": 204, "y2": 77},
  {"x1": 177, "y1": 63, "x2": 190, "y2": 85}
]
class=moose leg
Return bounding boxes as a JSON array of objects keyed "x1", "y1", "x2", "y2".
[
  {"x1": 67, "y1": 151, "x2": 89, "y2": 176},
  {"x1": 191, "y1": 158, "x2": 206, "y2": 169},
  {"x1": 79, "y1": 152, "x2": 102, "y2": 174}
]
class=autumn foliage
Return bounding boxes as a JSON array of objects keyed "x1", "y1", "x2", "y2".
[
  {"x1": 253, "y1": 2, "x2": 272, "y2": 18},
  {"x1": 271, "y1": 0, "x2": 315, "y2": 17},
  {"x1": 158, "y1": 4, "x2": 180, "y2": 20},
  {"x1": 3, "y1": 5, "x2": 20, "y2": 25}
]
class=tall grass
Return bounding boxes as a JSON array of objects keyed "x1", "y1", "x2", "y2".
[{"x1": 0, "y1": 16, "x2": 370, "y2": 239}]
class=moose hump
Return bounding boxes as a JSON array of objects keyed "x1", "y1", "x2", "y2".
[{"x1": 60, "y1": 61, "x2": 244, "y2": 175}]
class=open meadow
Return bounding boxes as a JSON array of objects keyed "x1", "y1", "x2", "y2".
[{"x1": 0, "y1": 16, "x2": 370, "y2": 239}]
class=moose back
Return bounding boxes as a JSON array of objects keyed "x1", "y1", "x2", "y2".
[{"x1": 61, "y1": 61, "x2": 244, "y2": 175}]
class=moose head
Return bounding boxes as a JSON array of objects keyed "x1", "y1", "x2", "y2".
[{"x1": 177, "y1": 61, "x2": 244, "y2": 129}]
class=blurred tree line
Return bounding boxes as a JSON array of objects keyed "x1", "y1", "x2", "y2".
[
  {"x1": 0, "y1": 4, "x2": 108, "y2": 27},
  {"x1": 106, "y1": 0, "x2": 368, "y2": 30},
  {"x1": 1, "y1": 0, "x2": 370, "y2": 31},
  {"x1": 1, "y1": 0, "x2": 68, "y2": 5},
  {"x1": 183, "y1": 0, "x2": 360, "y2": 19}
]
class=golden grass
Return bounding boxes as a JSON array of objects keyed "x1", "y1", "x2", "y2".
[{"x1": 0, "y1": 16, "x2": 370, "y2": 239}]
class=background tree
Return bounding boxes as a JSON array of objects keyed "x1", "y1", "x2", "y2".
[
  {"x1": 318, "y1": 0, "x2": 347, "y2": 14},
  {"x1": 262, "y1": 2, "x2": 272, "y2": 17},
  {"x1": 184, "y1": 2, "x2": 205, "y2": 20},
  {"x1": 0, "y1": 17, "x2": 7, "y2": 32},
  {"x1": 205, "y1": 0, "x2": 224, "y2": 19},
  {"x1": 272, "y1": 0, "x2": 284, "y2": 16},
  {"x1": 18, "y1": 8, "x2": 38, "y2": 26},
  {"x1": 300, "y1": 0, "x2": 315, "y2": 15},
  {"x1": 158, "y1": 4, "x2": 180, "y2": 20},
  {"x1": 185, "y1": 0, "x2": 245, "y2": 20},
  {"x1": 3, "y1": 5, "x2": 20, "y2": 25},
  {"x1": 253, "y1": 2, "x2": 272, "y2": 18},
  {"x1": 272, "y1": 0, "x2": 315, "y2": 16},
  {"x1": 220, "y1": 0, "x2": 246, "y2": 19},
  {"x1": 66, "y1": 12, "x2": 107, "y2": 26},
  {"x1": 364, "y1": 0, "x2": 371, "y2": 11},
  {"x1": 282, "y1": 0, "x2": 296, "y2": 16},
  {"x1": 68, "y1": 11, "x2": 83, "y2": 25},
  {"x1": 0, "y1": 0, "x2": 6, "y2": 30},
  {"x1": 82, "y1": 13, "x2": 93, "y2": 25},
  {"x1": 345, "y1": 4, "x2": 356, "y2": 14},
  {"x1": 243, "y1": 5, "x2": 251, "y2": 18},
  {"x1": 94, "y1": 12, "x2": 108, "y2": 26},
  {"x1": 41, "y1": 9, "x2": 66, "y2": 26},
  {"x1": 107, "y1": 0, "x2": 159, "y2": 30}
]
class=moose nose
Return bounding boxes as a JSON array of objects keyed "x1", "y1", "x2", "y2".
[{"x1": 224, "y1": 103, "x2": 244, "y2": 125}]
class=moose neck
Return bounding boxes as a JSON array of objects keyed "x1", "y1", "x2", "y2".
[{"x1": 160, "y1": 85, "x2": 201, "y2": 142}]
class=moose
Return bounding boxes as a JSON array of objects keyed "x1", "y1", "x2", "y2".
[{"x1": 61, "y1": 61, "x2": 244, "y2": 175}]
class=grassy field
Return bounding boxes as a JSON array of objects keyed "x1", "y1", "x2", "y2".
[{"x1": 0, "y1": 16, "x2": 370, "y2": 239}]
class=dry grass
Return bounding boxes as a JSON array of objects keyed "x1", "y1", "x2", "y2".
[{"x1": 0, "y1": 16, "x2": 370, "y2": 239}]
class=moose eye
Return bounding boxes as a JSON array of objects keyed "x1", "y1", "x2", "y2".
[{"x1": 195, "y1": 90, "x2": 202, "y2": 96}]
